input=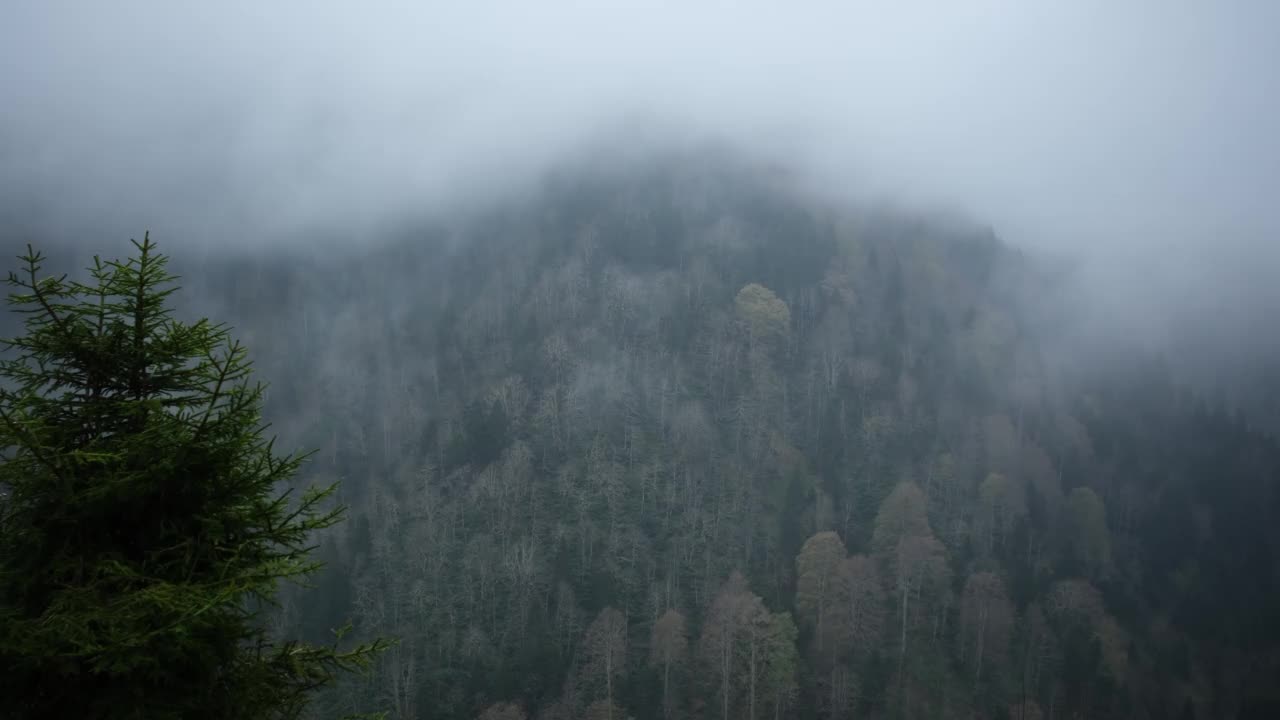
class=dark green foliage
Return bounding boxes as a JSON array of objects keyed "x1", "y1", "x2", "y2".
[{"x1": 0, "y1": 237, "x2": 389, "y2": 719}]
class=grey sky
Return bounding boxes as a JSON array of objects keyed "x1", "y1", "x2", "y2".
[{"x1": 2, "y1": 1, "x2": 1278, "y2": 352}]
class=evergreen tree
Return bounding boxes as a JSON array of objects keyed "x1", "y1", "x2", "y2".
[{"x1": 0, "y1": 237, "x2": 390, "y2": 719}]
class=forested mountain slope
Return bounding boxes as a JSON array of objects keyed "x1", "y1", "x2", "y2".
[{"x1": 173, "y1": 153, "x2": 1280, "y2": 720}]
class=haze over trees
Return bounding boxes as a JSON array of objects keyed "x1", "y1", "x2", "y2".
[
  {"x1": 11, "y1": 153, "x2": 1252, "y2": 720},
  {"x1": 2, "y1": 150, "x2": 1279, "y2": 720},
  {"x1": 3, "y1": 1, "x2": 1280, "y2": 717}
]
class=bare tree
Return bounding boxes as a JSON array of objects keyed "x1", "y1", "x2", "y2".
[
  {"x1": 795, "y1": 531, "x2": 848, "y2": 664},
  {"x1": 975, "y1": 473, "x2": 1027, "y2": 555},
  {"x1": 872, "y1": 482, "x2": 931, "y2": 554},
  {"x1": 578, "y1": 607, "x2": 629, "y2": 719},
  {"x1": 650, "y1": 609, "x2": 689, "y2": 719},
  {"x1": 700, "y1": 572, "x2": 750, "y2": 720},
  {"x1": 1067, "y1": 487, "x2": 1112, "y2": 580},
  {"x1": 382, "y1": 639, "x2": 418, "y2": 720},
  {"x1": 890, "y1": 535, "x2": 948, "y2": 678},
  {"x1": 959, "y1": 571, "x2": 1014, "y2": 685},
  {"x1": 837, "y1": 554, "x2": 885, "y2": 659}
]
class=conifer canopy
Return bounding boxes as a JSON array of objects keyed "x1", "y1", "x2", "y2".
[{"x1": 0, "y1": 236, "x2": 389, "y2": 720}]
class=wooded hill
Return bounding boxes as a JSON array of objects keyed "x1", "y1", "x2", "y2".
[{"x1": 172, "y1": 151, "x2": 1280, "y2": 719}]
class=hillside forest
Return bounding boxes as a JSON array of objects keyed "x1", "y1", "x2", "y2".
[{"x1": 44, "y1": 154, "x2": 1280, "y2": 719}]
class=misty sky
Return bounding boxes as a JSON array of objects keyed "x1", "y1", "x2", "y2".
[{"x1": 2, "y1": 1, "x2": 1278, "y2": 350}]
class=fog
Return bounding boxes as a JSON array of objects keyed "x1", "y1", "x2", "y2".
[{"x1": 2, "y1": 1, "x2": 1278, "y2": 361}]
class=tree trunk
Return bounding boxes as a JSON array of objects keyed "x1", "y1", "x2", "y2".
[
  {"x1": 899, "y1": 585, "x2": 909, "y2": 673},
  {"x1": 974, "y1": 605, "x2": 987, "y2": 685},
  {"x1": 829, "y1": 667, "x2": 839, "y2": 719},
  {"x1": 722, "y1": 638, "x2": 732, "y2": 720},
  {"x1": 663, "y1": 655, "x2": 672, "y2": 719},
  {"x1": 606, "y1": 647, "x2": 614, "y2": 720}
]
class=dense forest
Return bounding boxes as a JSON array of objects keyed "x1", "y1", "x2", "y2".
[{"x1": 29, "y1": 151, "x2": 1280, "y2": 719}]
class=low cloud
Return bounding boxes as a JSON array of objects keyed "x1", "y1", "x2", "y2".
[{"x1": 2, "y1": 1, "x2": 1277, "y2": 360}]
